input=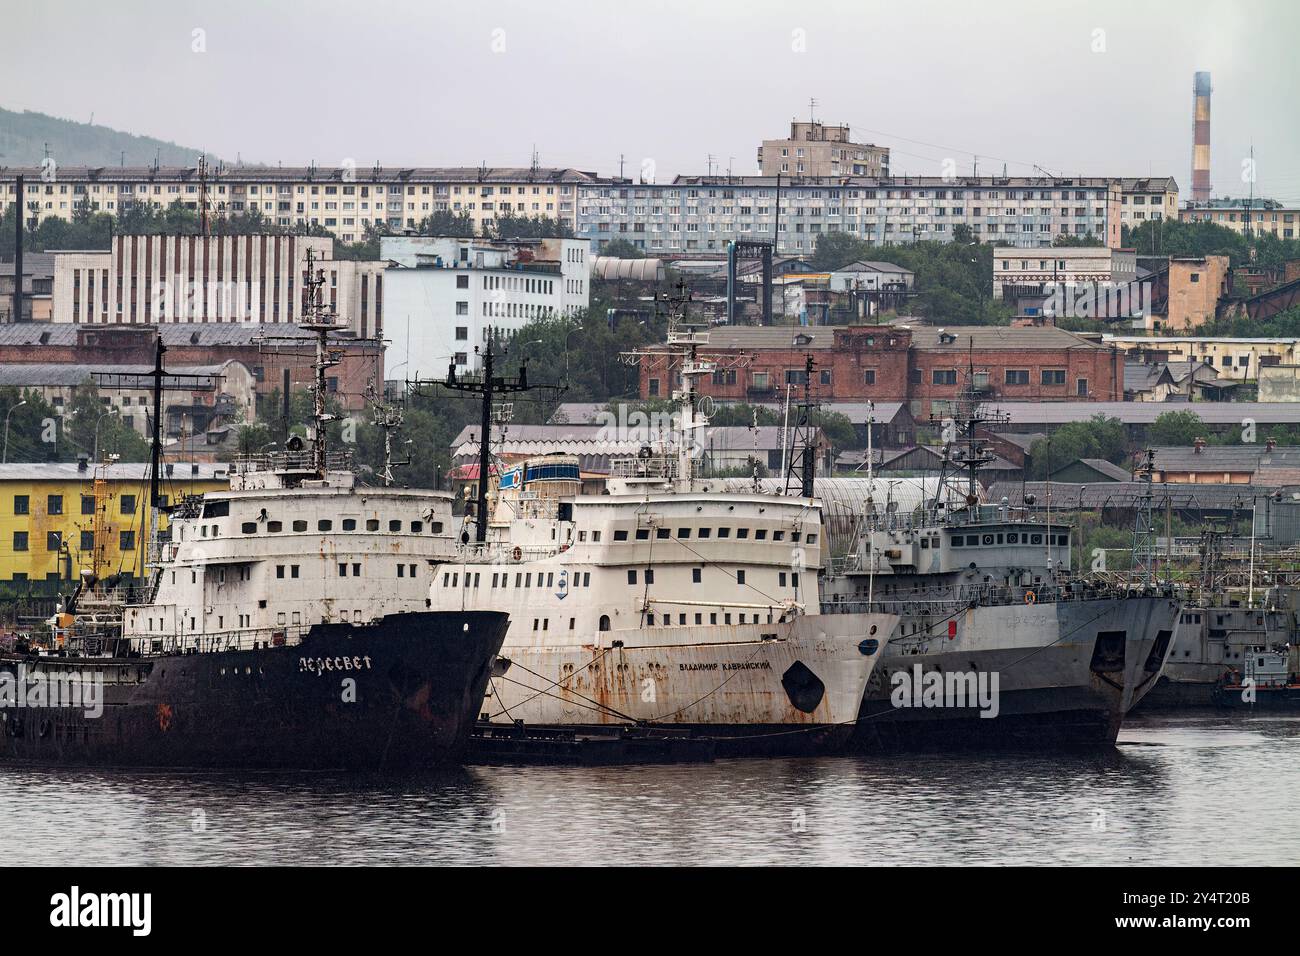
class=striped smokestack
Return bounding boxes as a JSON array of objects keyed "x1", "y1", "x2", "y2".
[{"x1": 1191, "y1": 71, "x2": 1212, "y2": 203}]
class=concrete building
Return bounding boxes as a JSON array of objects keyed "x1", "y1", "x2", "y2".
[
  {"x1": 0, "y1": 461, "x2": 226, "y2": 586},
  {"x1": 1104, "y1": 334, "x2": 1300, "y2": 383},
  {"x1": 993, "y1": 246, "x2": 1138, "y2": 301},
  {"x1": 0, "y1": 360, "x2": 255, "y2": 439},
  {"x1": 0, "y1": 253, "x2": 55, "y2": 323},
  {"x1": 0, "y1": 322, "x2": 383, "y2": 414},
  {"x1": 757, "y1": 121, "x2": 889, "y2": 178},
  {"x1": 51, "y1": 234, "x2": 323, "y2": 322},
  {"x1": 640, "y1": 324, "x2": 1123, "y2": 418},
  {"x1": 1117, "y1": 177, "x2": 1180, "y2": 226},
  {"x1": 578, "y1": 175, "x2": 1122, "y2": 255},
  {"x1": 380, "y1": 235, "x2": 590, "y2": 379},
  {"x1": 1181, "y1": 199, "x2": 1300, "y2": 239},
  {"x1": 0, "y1": 165, "x2": 598, "y2": 242}
]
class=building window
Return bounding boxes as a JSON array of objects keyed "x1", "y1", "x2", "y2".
[
  {"x1": 120, "y1": 494, "x2": 136, "y2": 515},
  {"x1": 1041, "y1": 369, "x2": 1066, "y2": 386},
  {"x1": 13, "y1": 495, "x2": 28, "y2": 515},
  {"x1": 47, "y1": 495, "x2": 64, "y2": 516},
  {"x1": 863, "y1": 370, "x2": 876, "y2": 385},
  {"x1": 81, "y1": 495, "x2": 95, "y2": 515},
  {"x1": 1005, "y1": 369, "x2": 1029, "y2": 385},
  {"x1": 12, "y1": 531, "x2": 27, "y2": 552},
  {"x1": 120, "y1": 531, "x2": 135, "y2": 550},
  {"x1": 47, "y1": 531, "x2": 62, "y2": 551},
  {"x1": 932, "y1": 369, "x2": 957, "y2": 386}
]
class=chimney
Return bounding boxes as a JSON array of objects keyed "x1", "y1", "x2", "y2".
[{"x1": 1191, "y1": 72, "x2": 1212, "y2": 204}]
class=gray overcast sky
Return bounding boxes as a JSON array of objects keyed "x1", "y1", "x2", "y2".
[{"x1": 3, "y1": 0, "x2": 1298, "y2": 201}]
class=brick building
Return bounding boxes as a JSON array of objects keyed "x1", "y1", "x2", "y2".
[
  {"x1": 0, "y1": 322, "x2": 382, "y2": 414},
  {"x1": 639, "y1": 324, "x2": 1123, "y2": 418}
]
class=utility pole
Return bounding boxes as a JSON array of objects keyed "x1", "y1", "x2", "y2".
[
  {"x1": 421, "y1": 329, "x2": 562, "y2": 543},
  {"x1": 12, "y1": 175, "x2": 22, "y2": 324}
]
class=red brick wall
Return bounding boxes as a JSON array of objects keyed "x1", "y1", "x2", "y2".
[{"x1": 639, "y1": 327, "x2": 1122, "y2": 419}]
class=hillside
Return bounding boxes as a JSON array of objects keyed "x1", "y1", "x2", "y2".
[{"x1": 0, "y1": 106, "x2": 218, "y2": 168}]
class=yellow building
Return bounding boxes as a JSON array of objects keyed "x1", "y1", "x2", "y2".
[
  {"x1": 1103, "y1": 334, "x2": 1300, "y2": 381},
  {"x1": 0, "y1": 461, "x2": 227, "y2": 586},
  {"x1": 1180, "y1": 200, "x2": 1300, "y2": 239}
]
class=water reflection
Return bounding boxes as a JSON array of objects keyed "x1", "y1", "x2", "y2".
[{"x1": 3, "y1": 712, "x2": 1296, "y2": 866}]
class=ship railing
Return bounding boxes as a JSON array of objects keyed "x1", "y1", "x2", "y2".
[
  {"x1": 452, "y1": 542, "x2": 566, "y2": 564},
  {"x1": 132, "y1": 623, "x2": 316, "y2": 657},
  {"x1": 609, "y1": 456, "x2": 678, "y2": 480},
  {"x1": 823, "y1": 579, "x2": 1136, "y2": 616},
  {"x1": 232, "y1": 449, "x2": 354, "y2": 474}
]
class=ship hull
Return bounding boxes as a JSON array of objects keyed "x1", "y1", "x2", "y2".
[
  {"x1": 482, "y1": 612, "x2": 896, "y2": 756},
  {"x1": 0, "y1": 611, "x2": 508, "y2": 770},
  {"x1": 852, "y1": 596, "x2": 1180, "y2": 750}
]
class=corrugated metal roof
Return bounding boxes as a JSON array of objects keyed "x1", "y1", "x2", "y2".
[
  {"x1": 989, "y1": 480, "x2": 1294, "y2": 511},
  {"x1": 0, "y1": 462, "x2": 227, "y2": 481},
  {"x1": 0, "y1": 363, "x2": 233, "y2": 387},
  {"x1": 0, "y1": 165, "x2": 601, "y2": 184},
  {"x1": 0, "y1": 322, "x2": 371, "y2": 348},
  {"x1": 701, "y1": 325, "x2": 1108, "y2": 352}
]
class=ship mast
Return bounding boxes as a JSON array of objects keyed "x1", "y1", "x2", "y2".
[
  {"x1": 366, "y1": 382, "x2": 408, "y2": 487},
  {"x1": 300, "y1": 248, "x2": 345, "y2": 477}
]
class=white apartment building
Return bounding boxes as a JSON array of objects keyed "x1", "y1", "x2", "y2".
[
  {"x1": 380, "y1": 236, "x2": 590, "y2": 380},
  {"x1": 49, "y1": 235, "x2": 386, "y2": 337},
  {"x1": 578, "y1": 175, "x2": 1123, "y2": 255},
  {"x1": 992, "y1": 246, "x2": 1138, "y2": 300},
  {"x1": 0, "y1": 166, "x2": 595, "y2": 242}
]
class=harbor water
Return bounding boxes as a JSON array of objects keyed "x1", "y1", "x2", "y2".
[{"x1": 4, "y1": 711, "x2": 1297, "y2": 866}]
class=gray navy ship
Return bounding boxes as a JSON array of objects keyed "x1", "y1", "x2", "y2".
[{"x1": 820, "y1": 365, "x2": 1181, "y2": 748}]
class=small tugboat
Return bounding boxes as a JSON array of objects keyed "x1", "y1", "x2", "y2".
[
  {"x1": 0, "y1": 255, "x2": 508, "y2": 770},
  {"x1": 1213, "y1": 645, "x2": 1300, "y2": 708}
]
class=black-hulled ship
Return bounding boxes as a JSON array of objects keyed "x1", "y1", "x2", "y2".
[{"x1": 0, "y1": 255, "x2": 507, "y2": 770}]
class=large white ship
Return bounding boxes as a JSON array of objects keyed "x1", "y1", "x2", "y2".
[{"x1": 426, "y1": 309, "x2": 897, "y2": 755}]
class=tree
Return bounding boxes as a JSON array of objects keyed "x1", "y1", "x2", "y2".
[
  {"x1": 1148, "y1": 410, "x2": 1205, "y2": 447},
  {"x1": 1028, "y1": 415, "x2": 1126, "y2": 479},
  {"x1": 1051, "y1": 233, "x2": 1104, "y2": 247},
  {"x1": 416, "y1": 211, "x2": 475, "y2": 238},
  {"x1": 65, "y1": 381, "x2": 150, "y2": 462},
  {"x1": 488, "y1": 214, "x2": 574, "y2": 240},
  {"x1": 598, "y1": 238, "x2": 645, "y2": 259}
]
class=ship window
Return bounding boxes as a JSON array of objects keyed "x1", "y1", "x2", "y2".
[
  {"x1": 635, "y1": 529, "x2": 649, "y2": 540},
  {"x1": 367, "y1": 519, "x2": 379, "y2": 531},
  {"x1": 579, "y1": 531, "x2": 587, "y2": 542},
  {"x1": 318, "y1": 520, "x2": 332, "y2": 531},
  {"x1": 389, "y1": 520, "x2": 401, "y2": 532},
  {"x1": 583, "y1": 573, "x2": 591, "y2": 586},
  {"x1": 951, "y1": 538, "x2": 963, "y2": 548},
  {"x1": 678, "y1": 528, "x2": 690, "y2": 539},
  {"x1": 983, "y1": 535, "x2": 994, "y2": 546},
  {"x1": 525, "y1": 574, "x2": 532, "y2": 587},
  {"x1": 628, "y1": 570, "x2": 637, "y2": 584},
  {"x1": 201, "y1": 525, "x2": 208, "y2": 537},
  {"x1": 1007, "y1": 533, "x2": 1018, "y2": 543},
  {"x1": 570, "y1": 618, "x2": 575, "y2": 630},
  {"x1": 202, "y1": 500, "x2": 229, "y2": 518},
  {"x1": 532, "y1": 619, "x2": 538, "y2": 632},
  {"x1": 1030, "y1": 534, "x2": 1043, "y2": 545},
  {"x1": 807, "y1": 534, "x2": 816, "y2": 544},
  {"x1": 411, "y1": 521, "x2": 422, "y2": 533},
  {"x1": 339, "y1": 564, "x2": 347, "y2": 577},
  {"x1": 736, "y1": 528, "x2": 749, "y2": 539},
  {"x1": 645, "y1": 570, "x2": 654, "y2": 584},
  {"x1": 725, "y1": 613, "x2": 733, "y2": 624},
  {"x1": 431, "y1": 522, "x2": 443, "y2": 533},
  {"x1": 398, "y1": 565, "x2": 405, "y2": 577},
  {"x1": 997, "y1": 534, "x2": 1004, "y2": 544},
  {"x1": 343, "y1": 519, "x2": 357, "y2": 531},
  {"x1": 773, "y1": 531, "x2": 785, "y2": 541},
  {"x1": 291, "y1": 565, "x2": 299, "y2": 578},
  {"x1": 755, "y1": 530, "x2": 767, "y2": 540},
  {"x1": 293, "y1": 520, "x2": 307, "y2": 532},
  {"x1": 780, "y1": 572, "x2": 788, "y2": 586},
  {"x1": 592, "y1": 531, "x2": 601, "y2": 542},
  {"x1": 718, "y1": 527, "x2": 730, "y2": 538},
  {"x1": 921, "y1": 539, "x2": 930, "y2": 549},
  {"x1": 599, "y1": 615, "x2": 611, "y2": 631},
  {"x1": 614, "y1": 530, "x2": 628, "y2": 541},
  {"x1": 276, "y1": 565, "x2": 285, "y2": 579},
  {"x1": 679, "y1": 614, "x2": 686, "y2": 625},
  {"x1": 546, "y1": 573, "x2": 553, "y2": 587},
  {"x1": 791, "y1": 532, "x2": 801, "y2": 542},
  {"x1": 656, "y1": 528, "x2": 669, "y2": 539},
  {"x1": 693, "y1": 568, "x2": 702, "y2": 583},
  {"x1": 710, "y1": 613, "x2": 717, "y2": 624},
  {"x1": 737, "y1": 570, "x2": 746, "y2": 584},
  {"x1": 698, "y1": 528, "x2": 711, "y2": 539},
  {"x1": 695, "y1": 614, "x2": 703, "y2": 625},
  {"x1": 267, "y1": 521, "x2": 282, "y2": 533},
  {"x1": 292, "y1": 612, "x2": 301, "y2": 626},
  {"x1": 277, "y1": 612, "x2": 286, "y2": 625},
  {"x1": 352, "y1": 563, "x2": 360, "y2": 576}
]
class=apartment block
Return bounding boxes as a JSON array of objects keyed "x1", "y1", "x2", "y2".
[
  {"x1": 380, "y1": 235, "x2": 590, "y2": 380},
  {"x1": 1117, "y1": 177, "x2": 1180, "y2": 226},
  {"x1": 1181, "y1": 198, "x2": 1300, "y2": 239},
  {"x1": 993, "y1": 246, "x2": 1138, "y2": 300},
  {"x1": 578, "y1": 175, "x2": 1122, "y2": 255},
  {"x1": 0, "y1": 165, "x2": 597, "y2": 242},
  {"x1": 757, "y1": 121, "x2": 889, "y2": 177}
]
